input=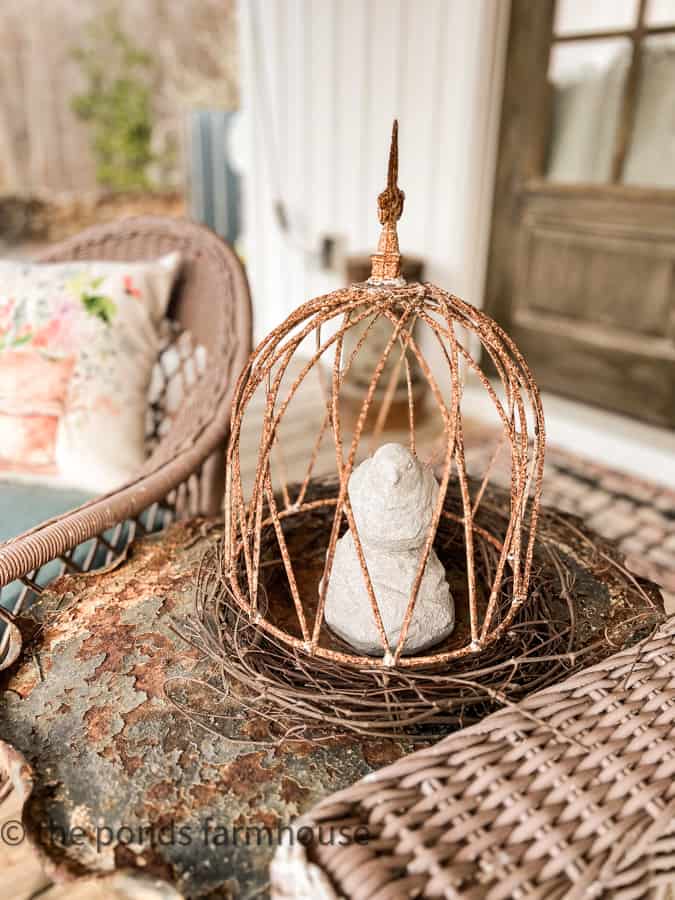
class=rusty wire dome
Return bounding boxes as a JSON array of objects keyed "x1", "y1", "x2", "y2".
[{"x1": 221, "y1": 122, "x2": 546, "y2": 671}]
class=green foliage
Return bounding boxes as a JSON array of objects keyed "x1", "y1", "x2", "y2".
[
  {"x1": 68, "y1": 274, "x2": 117, "y2": 324},
  {"x1": 81, "y1": 292, "x2": 117, "y2": 324},
  {"x1": 71, "y1": 8, "x2": 155, "y2": 191}
]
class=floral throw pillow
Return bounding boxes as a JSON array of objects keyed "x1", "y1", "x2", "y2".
[{"x1": 0, "y1": 253, "x2": 181, "y2": 492}]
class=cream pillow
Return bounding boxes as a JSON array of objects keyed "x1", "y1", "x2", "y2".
[{"x1": 0, "y1": 253, "x2": 181, "y2": 492}]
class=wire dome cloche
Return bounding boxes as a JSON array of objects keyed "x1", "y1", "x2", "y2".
[{"x1": 220, "y1": 122, "x2": 546, "y2": 673}]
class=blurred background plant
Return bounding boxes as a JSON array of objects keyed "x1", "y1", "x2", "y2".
[
  {"x1": 0, "y1": 0, "x2": 239, "y2": 246},
  {"x1": 71, "y1": 7, "x2": 156, "y2": 191}
]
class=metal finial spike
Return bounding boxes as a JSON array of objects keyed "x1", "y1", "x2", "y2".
[
  {"x1": 387, "y1": 120, "x2": 399, "y2": 191},
  {"x1": 370, "y1": 119, "x2": 405, "y2": 283},
  {"x1": 378, "y1": 120, "x2": 404, "y2": 228}
]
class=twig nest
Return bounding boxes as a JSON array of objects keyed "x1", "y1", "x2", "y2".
[{"x1": 324, "y1": 443, "x2": 454, "y2": 655}]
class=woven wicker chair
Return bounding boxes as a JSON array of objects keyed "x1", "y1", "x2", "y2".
[
  {"x1": 272, "y1": 613, "x2": 675, "y2": 900},
  {"x1": 0, "y1": 216, "x2": 252, "y2": 669}
]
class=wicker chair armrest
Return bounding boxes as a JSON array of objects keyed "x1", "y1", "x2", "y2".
[
  {"x1": 0, "y1": 217, "x2": 252, "y2": 670},
  {"x1": 0, "y1": 216, "x2": 251, "y2": 589},
  {"x1": 0, "y1": 401, "x2": 227, "y2": 591}
]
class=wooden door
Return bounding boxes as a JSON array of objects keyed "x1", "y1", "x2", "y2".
[{"x1": 484, "y1": 0, "x2": 675, "y2": 428}]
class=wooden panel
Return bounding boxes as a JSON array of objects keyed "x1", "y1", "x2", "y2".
[
  {"x1": 522, "y1": 233, "x2": 588, "y2": 320},
  {"x1": 483, "y1": 0, "x2": 556, "y2": 331},
  {"x1": 516, "y1": 223, "x2": 675, "y2": 336},
  {"x1": 513, "y1": 316, "x2": 675, "y2": 426},
  {"x1": 510, "y1": 186, "x2": 675, "y2": 426}
]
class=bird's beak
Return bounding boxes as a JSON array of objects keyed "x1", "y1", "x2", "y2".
[{"x1": 382, "y1": 460, "x2": 402, "y2": 486}]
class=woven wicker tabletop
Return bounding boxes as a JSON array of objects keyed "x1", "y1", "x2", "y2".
[{"x1": 273, "y1": 612, "x2": 675, "y2": 899}]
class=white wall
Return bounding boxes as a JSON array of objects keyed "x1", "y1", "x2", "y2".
[{"x1": 237, "y1": 0, "x2": 510, "y2": 342}]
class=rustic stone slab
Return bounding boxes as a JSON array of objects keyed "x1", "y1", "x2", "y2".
[
  {"x1": 0, "y1": 520, "x2": 418, "y2": 898},
  {"x1": 0, "y1": 513, "x2": 664, "y2": 897}
]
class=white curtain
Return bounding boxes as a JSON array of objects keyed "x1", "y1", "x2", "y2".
[
  {"x1": 623, "y1": 38, "x2": 675, "y2": 187},
  {"x1": 546, "y1": 37, "x2": 675, "y2": 187},
  {"x1": 547, "y1": 49, "x2": 629, "y2": 183}
]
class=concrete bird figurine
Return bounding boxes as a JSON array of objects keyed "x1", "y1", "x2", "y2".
[{"x1": 324, "y1": 443, "x2": 454, "y2": 656}]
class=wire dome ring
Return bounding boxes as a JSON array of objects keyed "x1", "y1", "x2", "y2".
[{"x1": 222, "y1": 280, "x2": 545, "y2": 670}]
